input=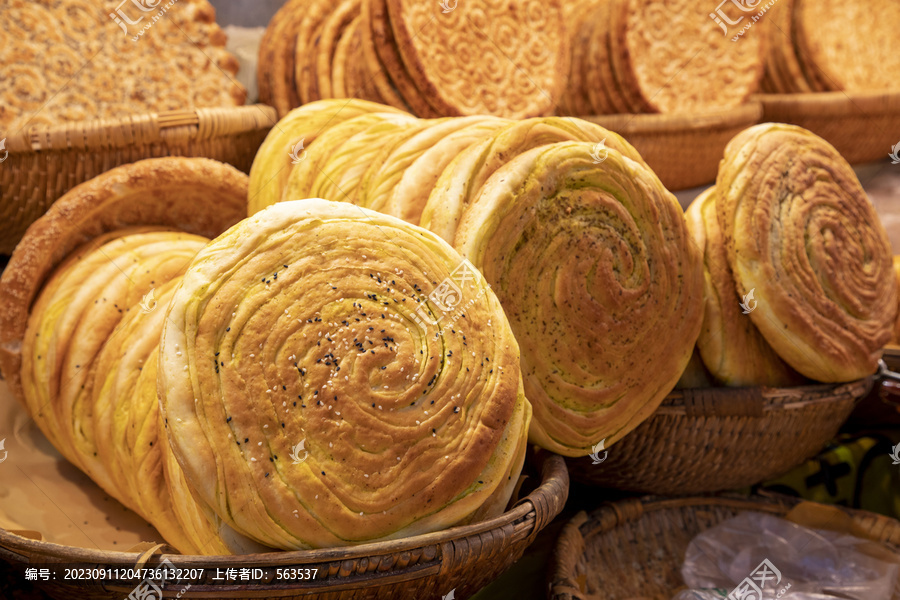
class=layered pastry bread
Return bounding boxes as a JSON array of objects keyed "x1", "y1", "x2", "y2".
[
  {"x1": 453, "y1": 141, "x2": 703, "y2": 456},
  {"x1": 0, "y1": 158, "x2": 530, "y2": 553},
  {"x1": 715, "y1": 123, "x2": 898, "y2": 382}
]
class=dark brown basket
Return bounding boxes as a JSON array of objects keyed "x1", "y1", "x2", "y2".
[
  {"x1": 0, "y1": 105, "x2": 277, "y2": 255},
  {"x1": 0, "y1": 453, "x2": 568, "y2": 600},
  {"x1": 566, "y1": 379, "x2": 871, "y2": 495},
  {"x1": 548, "y1": 495, "x2": 900, "y2": 600},
  {"x1": 584, "y1": 102, "x2": 762, "y2": 191}
]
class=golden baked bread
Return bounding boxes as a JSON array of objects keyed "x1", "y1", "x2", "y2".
[
  {"x1": 685, "y1": 187, "x2": 802, "y2": 387},
  {"x1": 379, "y1": 117, "x2": 510, "y2": 224},
  {"x1": 0, "y1": 158, "x2": 248, "y2": 406},
  {"x1": 0, "y1": 0, "x2": 244, "y2": 133},
  {"x1": 0, "y1": 157, "x2": 255, "y2": 555},
  {"x1": 716, "y1": 123, "x2": 898, "y2": 382},
  {"x1": 247, "y1": 99, "x2": 409, "y2": 216},
  {"x1": 259, "y1": 0, "x2": 568, "y2": 119},
  {"x1": 279, "y1": 112, "x2": 422, "y2": 204},
  {"x1": 159, "y1": 199, "x2": 530, "y2": 548},
  {"x1": 420, "y1": 117, "x2": 646, "y2": 243},
  {"x1": 384, "y1": 0, "x2": 569, "y2": 118},
  {"x1": 793, "y1": 0, "x2": 900, "y2": 92},
  {"x1": 454, "y1": 141, "x2": 703, "y2": 457},
  {"x1": 559, "y1": 0, "x2": 765, "y2": 115}
]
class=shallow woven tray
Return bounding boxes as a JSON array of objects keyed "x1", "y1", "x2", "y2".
[
  {"x1": 0, "y1": 105, "x2": 277, "y2": 255},
  {"x1": 583, "y1": 102, "x2": 762, "y2": 191},
  {"x1": 0, "y1": 453, "x2": 567, "y2": 600},
  {"x1": 548, "y1": 495, "x2": 900, "y2": 600},
  {"x1": 759, "y1": 90, "x2": 900, "y2": 165},
  {"x1": 566, "y1": 378, "x2": 871, "y2": 495}
]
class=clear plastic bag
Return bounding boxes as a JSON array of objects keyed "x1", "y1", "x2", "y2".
[{"x1": 672, "y1": 512, "x2": 900, "y2": 600}]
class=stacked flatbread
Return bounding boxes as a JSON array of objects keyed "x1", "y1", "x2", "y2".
[
  {"x1": 763, "y1": 0, "x2": 900, "y2": 93},
  {"x1": 0, "y1": 158, "x2": 530, "y2": 553},
  {"x1": 250, "y1": 100, "x2": 705, "y2": 457},
  {"x1": 559, "y1": 0, "x2": 766, "y2": 115},
  {"x1": 258, "y1": 0, "x2": 569, "y2": 119},
  {"x1": 687, "y1": 124, "x2": 898, "y2": 385},
  {"x1": 0, "y1": 0, "x2": 244, "y2": 134}
]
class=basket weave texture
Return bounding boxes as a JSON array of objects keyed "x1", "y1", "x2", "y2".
[
  {"x1": 0, "y1": 454, "x2": 568, "y2": 600},
  {"x1": 566, "y1": 379, "x2": 871, "y2": 495},
  {"x1": 0, "y1": 105, "x2": 277, "y2": 255},
  {"x1": 584, "y1": 102, "x2": 762, "y2": 191},
  {"x1": 549, "y1": 495, "x2": 900, "y2": 600},
  {"x1": 760, "y1": 91, "x2": 900, "y2": 165}
]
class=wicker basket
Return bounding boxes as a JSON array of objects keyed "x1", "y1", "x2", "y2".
[
  {"x1": 0, "y1": 105, "x2": 278, "y2": 255},
  {"x1": 548, "y1": 495, "x2": 900, "y2": 600},
  {"x1": 0, "y1": 453, "x2": 567, "y2": 600},
  {"x1": 566, "y1": 378, "x2": 871, "y2": 495},
  {"x1": 759, "y1": 90, "x2": 900, "y2": 165},
  {"x1": 583, "y1": 102, "x2": 762, "y2": 191}
]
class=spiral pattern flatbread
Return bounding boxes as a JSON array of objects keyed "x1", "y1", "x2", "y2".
[
  {"x1": 455, "y1": 142, "x2": 703, "y2": 457},
  {"x1": 717, "y1": 123, "x2": 898, "y2": 382},
  {"x1": 685, "y1": 187, "x2": 802, "y2": 387},
  {"x1": 793, "y1": 0, "x2": 900, "y2": 92},
  {"x1": 159, "y1": 199, "x2": 530, "y2": 548},
  {"x1": 279, "y1": 112, "x2": 421, "y2": 204},
  {"x1": 247, "y1": 99, "x2": 409, "y2": 216},
  {"x1": 385, "y1": 0, "x2": 569, "y2": 118},
  {"x1": 421, "y1": 117, "x2": 646, "y2": 243}
]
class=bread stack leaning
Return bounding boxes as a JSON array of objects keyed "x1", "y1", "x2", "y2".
[
  {"x1": 686, "y1": 124, "x2": 898, "y2": 386},
  {"x1": 762, "y1": 0, "x2": 900, "y2": 93},
  {"x1": 559, "y1": 0, "x2": 766, "y2": 115},
  {"x1": 250, "y1": 99, "x2": 705, "y2": 457},
  {"x1": 0, "y1": 157, "x2": 531, "y2": 554},
  {"x1": 259, "y1": 0, "x2": 570, "y2": 118}
]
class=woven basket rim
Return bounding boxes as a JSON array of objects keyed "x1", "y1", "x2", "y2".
[
  {"x1": 757, "y1": 89, "x2": 900, "y2": 116},
  {"x1": 4, "y1": 104, "x2": 278, "y2": 153},
  {"x1": 549, "y1": 493, "x2": 900, "y2": 600},
  {"x1": 0, "y1": 453, "x2": 566, "y2": 566},
  {"x1": 657, "y1": 376, "x2": 872, "y2": 416},
  {"x1": 582, "y1": 102, "x2": 762, "y2": 135}
]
